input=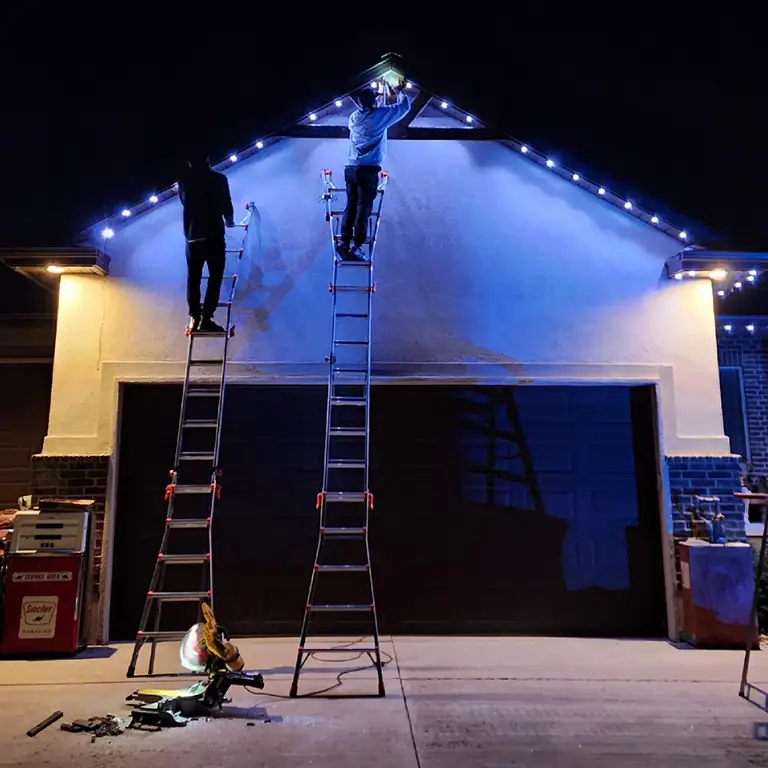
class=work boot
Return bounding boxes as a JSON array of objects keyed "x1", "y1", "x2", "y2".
[
  {"x1": 188, "y1": 316, "x2": 199, "y2": 333},
  {"x1": 335, "y1": 240, "x2": 350, "y2": 260},
  {"x1": 197, "y1": 317, "x2": 226, "y2": 334},
  {"x1": 347, "y1": 244, "x2": 368, "y2": 262}
]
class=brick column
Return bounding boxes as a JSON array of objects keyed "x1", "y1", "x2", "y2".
[{"x1": 30, "y1": 454, "x2": 111, "y2": 645}]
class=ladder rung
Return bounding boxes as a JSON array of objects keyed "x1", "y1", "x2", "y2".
[
  {"x1": 308, "y1": 604, "x2": 372, "y2": 612},
  {"x1": 336, "y1": 313, "x2": 369, "y2": 318},
  {"x1": 172, "y1": 485, "x2": 214, "y2": 495},
  {"x1": 316, "y1": 564, "x2": 369, "y2": 572},
  {"x1": 331, "y1": 397, "x2": 367, "y2": 406},
  {"x1": 158, "y1": 554, "x2": 209, "y2": 564},
  {"x1": 189, "y1": 359, "x2": 224, "y2": 366},
  {"x1": 324, "y1": 493, "x2": 367, "y2": 503},
  {"x1": 178, "y1": 452, "x2": 216, "y2": 461},
  {"x1": 217, "y1": 301, "x2": 232, "y2": 307},
  {"x1": 327, "y1": 460, "x2": 366, "y2": 469},
  {"x1": 137, "y1": 631, "x2": 187, "y2": 640},
  {"x1": 333, "y1": 368, "x2": 368, "y2": 374},
  {"x1": 300, "y1": 647, "x2": 379, "y2": 653},
  {"x1": 334, "y1": 340, "x2": 369, "y2": 346},
  {"x1": 187, "y1": 388, "x2": 222, "y2": 398},
  {"x1": 148, "y1": 591, "x2": 210, "y2": 601},
  {"x1": 167, "y1": 518, "x2": 210, "y2": 528},
  {"x1": 330, "y1": 427, "x2": 367, "y2": 436},
  {"x1": 321, "y1": 527, "x2": 366, "y2": 536},
  {"x1": 335, "y1": 260, "x2": 373, "y2": 268},
  {"x1": 333, "y1": 285, "x2": 373, "y2": 292},
  {"x1": 182, "y1": 420, "x2": 219, "y2": 429},
  {"x1": 201, "y1": 275, "x2": 237, "y2": 281},
  {"x1": 225, "y1": 248, "x2": 243, "y2": 254},
  {"x1": 192, "y1": 329, "x2": 229, "y2": 337}
]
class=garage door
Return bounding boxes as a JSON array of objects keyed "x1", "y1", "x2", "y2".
[{"x1": 110, "y1": 384, "x2": 666, "y2": 640}]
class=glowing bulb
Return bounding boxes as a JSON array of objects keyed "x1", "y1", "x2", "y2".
[
  {"x1": 724, "y1": 324, "x2": 733, "y2": 332},
  {"x1": 370, "y1": 81, "x2": 378, "y2": 89},
  {"x1": 256, "y1": 141, "x2": 264, "y2": 150},
  {"x1": 735, "y1": 282, "x2": 743, "y2": 289},
  {"x1": 748, "y1": 274, "x2": 756, "y2": 282},
  {"x1": 335, "y1": 100, "x2": 343, "y2": 107},
  {"x1": 717, "y1": 290, "x2": 726, "y2": 297},
  {"x1": 309, "y1": 113, "x2": 317, "y2": 121},
  {"x1": 624, "y1": 201, "x2": 632, "y2": 210},
  {"x1": 687, "y1": 271, "x2": 696, "y2": 277},
  {"x1": 651, "y1": 215, "x2": 659, "y2": 224},
  {"x1": 46, "y1": 265, "x2": 64, "y2": 274},
  {"x1": 674, "y1": 273, "x2": 683, "y2": 280},
  {"x1": 749, "y1": 269, "x2": 758, "y2": 276},
  {"x1": 101, "y1": 227, "x2": 114, "y2": 239},
  {"x1": 598, "y1": 187, "x2": 606, "y2": 195},
  {"x1": 546, "y1": 159, "x2": 555, "y2": 168},
  {"x1": 709, "y1": 269, "x2": 727, "y2": 280},
  {"x1": 747, "y1": 324, "x2": 756, "y2": 333},
  {"x1": 466, "y1": 115, "x2": 473, "y2": 123},
  {"x1": 520, "y1": 145, "x2": 528, "y2": 153},
  {"x1": 441, "y1": 101, "x2": 448, "y2": 109},
  {"x1": 679, "y1": 231, "x2": 688, "y2": 239},
  {"x1": 572, "y1": 173, "x2": 580, "y2": 181},
  {"x1": 149, "y1": 195, "x2": 159, "y2": 204},
  {"x1": 405, "y1": 81, "x2": 413, "y2": 89},
  {"x1": 121, "y1": 209, "x2": 131, "y2": 217},
  {"x1": 229, "y1": 154, "x2": 238, "y2": 162}
]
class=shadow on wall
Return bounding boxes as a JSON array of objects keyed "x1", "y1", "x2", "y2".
[{"x1": 236, "y1": 204, "x2": 329, "y2": 333}]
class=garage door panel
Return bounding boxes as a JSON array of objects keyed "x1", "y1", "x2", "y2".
[{"x1": 112, "y1": 383, "x2": 666, "y2": 640}]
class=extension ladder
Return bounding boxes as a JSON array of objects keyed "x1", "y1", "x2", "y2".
[
  {"x1": 127, "y1": 203, "x2": 254, "y2": 677},
  {"x1": 289, "y1": 169, "x2": 388, "y2": 697}
]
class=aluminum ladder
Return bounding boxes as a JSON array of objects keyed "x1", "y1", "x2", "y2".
[
  {"x1": 289, "y1": 169, "x2": 388, "y2": 697},
  {"x1": 127, "y1": 203, "x2": 254, "y2": 677}
]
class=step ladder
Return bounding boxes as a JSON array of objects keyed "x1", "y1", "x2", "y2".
[
  {"x1": 127, "y1": 203, "x2": 255, "y2": 678},
  {"x1": 289, "y1": 169, "x2": 388, "y2": 697}
]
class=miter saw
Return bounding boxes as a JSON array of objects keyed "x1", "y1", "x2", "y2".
[{"x1": 125, "y1": 602, "x2": 264, "y2": 729}]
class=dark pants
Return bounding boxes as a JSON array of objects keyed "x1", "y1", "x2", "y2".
[
  {"x1": 340, "y1": 165, "x2": 381, "y2": 248},
  {"x1": 186, "y1": 238, "x2": 226, "y2": 320}
]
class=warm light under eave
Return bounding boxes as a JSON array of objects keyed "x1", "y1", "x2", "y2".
[
  {"x1": 709, "y1": 269, "x2": 728, "y2": 281},
  {"x1": 46, "y1": 265, "x2": 65, "y2": 274}
]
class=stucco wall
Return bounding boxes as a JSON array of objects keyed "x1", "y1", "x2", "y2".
[{"x1": 44, "y1": 137, "x2": 729, "y2": 458}]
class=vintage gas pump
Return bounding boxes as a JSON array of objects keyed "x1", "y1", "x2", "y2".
[{"x1": 0, "y1": 498, "x2": 92, "y2": 656}]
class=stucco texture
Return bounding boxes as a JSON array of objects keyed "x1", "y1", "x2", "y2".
[{"x1": 47, "y1": 137, "x2": 727, "y2": 455}]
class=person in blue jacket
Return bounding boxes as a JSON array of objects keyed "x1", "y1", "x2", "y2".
[{"x1": 338, "y1": 77, "x2": 411, "y2": 261}]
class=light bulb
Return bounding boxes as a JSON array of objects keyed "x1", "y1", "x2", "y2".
[
  {"x1": 466, "y1": 115, "x2": 473, "y2": 123},
  {"x1": 441, "y1": 101, "x2": 448, "y2": 109},
  {"x1": 724, "y1": 324, "x2": 733, "y2": 332},
  {"x1": 624, "y1": 201, "x2": 632, "y2": 210},
  {"x1": 149, "y1": 195, "x2": 159, "y2": 204},
  {"x1": 735, "y1": 282, "x2": 743, "y2": 289},
  {"x1": 749, "y1": 269, "x2": 758, "y2": 276},
  {"x1": 520, "y1": 145, "x2": 528, "y2": 153},
  {"x1": 651, "y1": 216, "x2": 659, "y2": 224},
  {"x1": 687, "y1": 271, "x2": 696, "y2": 277},
  {"x1": 546, "y1": 159, "x2": 555, "y2": 168},
  {"x1": 405, "y1": 81, "x2": 413, "y2": 89},
  {"x1": 370, "y1": 81, "x2": 377, "y2": 89},
  {"x1": 121, "y1": 209, "x2": 131, "y2": 217},
  {"x1": 256, "y1": 141, "x2": 264, "y2": 149},
  {"x1": 229, "y1": 154, "x2": 238, "y2": 162},
  {"x1": 572, "y1": 173, "x2": 580, "y2": 181},
  {"x1": 674, "y1": 273, "x2": 683, "y2": 280},
  {"x1": 46, "y1": 265, "x2": 64, "y2": 274},
  {"x1": 717, "y1": 290, "x2": 726, "y2": 297},
  {"x1": 598, "y1": 187, "x2": 606, "y2": 195},
  {"x1": 709, "y1": 269, "x2": 727, "y2": 280},
  {"x1": 747, "y1": 274, "x2": 756, "y2": 282},
  {"x1": 747, "y1": 324, "x2": 756, "y2": 333},
  {"x1": 309, "y1": 113, "x2": 317, "y2": 121},
  {"x1": 679, "y1": 231, "x2": 688, "y2": 239},
  {"x1": 101, "y1": 227, "x2": 114, "y2": 239},
  {"x1": 335, "y1": 100, "x2": 343, "y2": 107}
]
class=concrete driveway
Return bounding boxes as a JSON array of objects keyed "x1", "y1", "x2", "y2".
[{"x1": 2, "y1": 636, "x2": 768, "y2": 767}]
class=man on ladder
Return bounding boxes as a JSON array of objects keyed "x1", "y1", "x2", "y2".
[
  {"x1": 179, "y1": 153, "x2": 236, "y2": 333},
  {"x1": 337, "y1": 77, "x2": 411, "y2": 262}
]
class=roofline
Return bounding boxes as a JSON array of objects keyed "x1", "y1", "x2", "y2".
[{"x1": 77, "y1": 52, "x2": 704, "y2": 249}]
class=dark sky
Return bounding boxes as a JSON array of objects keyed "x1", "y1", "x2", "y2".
[{"x1": 1, "y1": 11, "x2": 765, "y2": 309}]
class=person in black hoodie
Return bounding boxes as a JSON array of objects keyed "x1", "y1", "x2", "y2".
[{"x1": 178, "y1": 154, "x2": 235, "y2": 333}]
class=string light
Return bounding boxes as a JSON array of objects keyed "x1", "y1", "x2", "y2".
[
  {"x1": 520, "y1": 146, "x2": 528, "y2": 153},
  {"x1": 121, "y1": 209, "x2": 131, "y2": 217},
  {"x1": 747, "y1": 324, "x2": 756, "y2": 333},
  {"x1": 440, "y1": 101, "x2": 449, "y2": 109},
  {"x1": 651, "y1": 216, "x2": 659, "y2": 224},
  {"x1": 724, "y1": 324, "x2": 733, "y2": 332},
  {"x1": 101, "y1": 227, "x2": 114, "y2": 239},
  {"x1": 546, "y1": 159, "x2": 555, "y2": 168},
  {"x1": 149, "y1": 195, "x2": 158, "y2": 204},
  {"x1": 466, "y1": 115, "x2": 473, "y2": 123},
  {"x1": 598, "y1": 187, "x2": 606, "y2": 195},
  {"x1": 624, "y1": 201, "x2": 633, "y2": 210},
  {"x1": 335, "y1": 100, "x2": 343, "y2": 107},
  {"x1": 309, "y1": 113, "x2": 317, "y2": 121},
  {"x1": 572, "y1": 173, "x2": 580, "y2": 181},
  {"x1": 229, "y1": 154, "x2": 238, "y2": 162},
  {"x1": 256, "y1": 141, "x2": 264, "y2": 150}
]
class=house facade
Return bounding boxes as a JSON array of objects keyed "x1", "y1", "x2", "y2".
[{"x1": 3, "y1": 56, "x2": 765, "y2": 646}]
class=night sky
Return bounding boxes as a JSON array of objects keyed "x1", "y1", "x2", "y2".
[{"x1": 1, "y1": 13, "x2": 765, "y2": 311}]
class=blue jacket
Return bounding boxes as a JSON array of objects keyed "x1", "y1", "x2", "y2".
[{"x1": 347, "y1": 92, "x2": 412, "y2": 167}]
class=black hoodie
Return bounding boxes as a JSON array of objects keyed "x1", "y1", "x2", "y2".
[{"x1": 178, "y1": 160, "x2": 235, "y2": 242}]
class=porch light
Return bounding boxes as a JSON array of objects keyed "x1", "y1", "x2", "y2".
[
  {"x1": 709, "y1": 269, "x2": 728, "y2": 280},
  {"x1": 46, "y1": 265, "x2": 64, "y2": 274}
]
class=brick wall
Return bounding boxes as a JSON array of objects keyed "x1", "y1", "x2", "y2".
[
  {"x1": 666, "y1": 455, "x2": 744, "y2": 540},
  {"x1": 30, "y1": 454, "x2": 111, "y2": 644},
  {"x1": 716, "y1": 319, "x2": 768, "y2": 474}
]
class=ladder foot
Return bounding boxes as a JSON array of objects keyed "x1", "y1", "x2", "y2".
[
  {"x1": 289, "y1": 684, "x2": 298, "y2": 698},
  {"x1": 378, "y1": 682, "x2": 386, "y2": 697}
]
